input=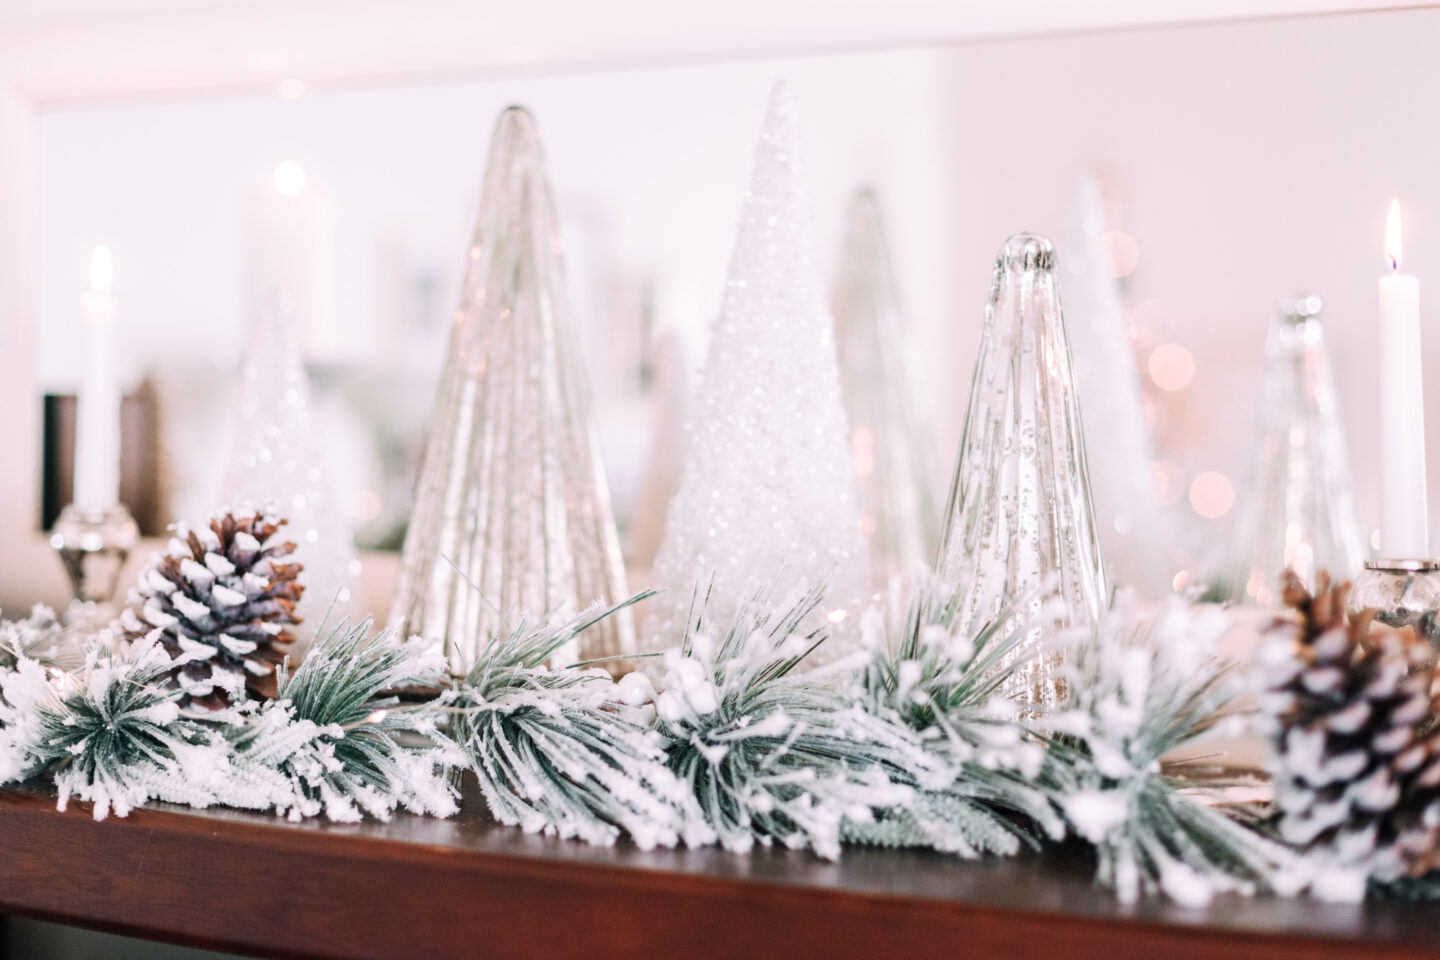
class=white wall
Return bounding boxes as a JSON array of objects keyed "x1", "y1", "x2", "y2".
[{"x1": 931, "y1": 8, "x2": 1440, "y2": 554}]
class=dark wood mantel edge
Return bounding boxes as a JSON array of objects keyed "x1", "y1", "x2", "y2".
[{"x1": 2, "y1": 788, "x2": 1438, "y2": 960}]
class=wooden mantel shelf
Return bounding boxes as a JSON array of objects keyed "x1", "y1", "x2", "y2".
[{"x1": 1, "y1": 785, "x2": 1438, "y2": 960}]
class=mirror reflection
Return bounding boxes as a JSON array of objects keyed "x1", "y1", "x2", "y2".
[{"x1": 29, "y1": 6, "x2": 1440, "y2": 615}]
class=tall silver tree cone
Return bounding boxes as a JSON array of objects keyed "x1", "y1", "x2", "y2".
[
  {"x1": 1064, "y1": 175, "x2": 1175, "y2": 596},
  {"x1": 645, "y1": 83, "x2": 871, "y2": 658},
  {"x1": 832, "y1": 189, "x2": 940, "y2": 588},
  {"x1": 222, "y1": 293, "x2": 359, "y2": 646},
  {"x1": 1221, "y1": 294, "x2": 1364, "y2": 605},
  {"x1": 388, "y1": 106, "x2": 633, "y2": 669},
  {"x1": 937, "y1": 233, "x2": 1110, "y2": 706}
]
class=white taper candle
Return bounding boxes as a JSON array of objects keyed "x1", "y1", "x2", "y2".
[
  {"x1": 74, "y1": 244, "x2": 121, "y2": 509},
  {"x1": 1378, "y1": 200, "x2": 1428, "y2": 559}
]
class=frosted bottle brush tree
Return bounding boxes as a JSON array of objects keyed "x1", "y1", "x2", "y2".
[{"x1": 646, "y1": 82, "x2": 871, "y2": 660}]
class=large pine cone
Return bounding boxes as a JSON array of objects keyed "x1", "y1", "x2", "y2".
[
  {"x1": 1260, "y1": 570, "x2": 1440, "y2": 884},
  {"x1": 120, "y1": 511, "x2": 304, "y2": 708}
]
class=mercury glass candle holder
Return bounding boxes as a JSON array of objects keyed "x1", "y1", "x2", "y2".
[
  {"x1": 49, "y1": 502, "x2": 138, "y2": 626},
  {"x1": 1347, "y1": 559, "x2": 1440, "y2": 654}
]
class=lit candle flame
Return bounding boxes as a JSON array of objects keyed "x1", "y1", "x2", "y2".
[
  {"x1": 1386, "y1": 198, "x2": 1403, "y2": 272},
  {"x1": 89, "y1": 244, "x2": 113, "y2": 294}
]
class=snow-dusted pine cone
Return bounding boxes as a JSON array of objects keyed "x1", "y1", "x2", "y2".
[
  {"x1": 1257, "y1": 569, "x2": 1440, "y2": 894},
  {"x1": 120, "y1": 511, "x2": 304, "y2": 708}
]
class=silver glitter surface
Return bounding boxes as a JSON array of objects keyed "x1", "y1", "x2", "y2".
[
  {"x1": 645, "y1": 83, "x2": 871, "y2": 657},
  {"x1": 832, "y1": 189, "x2": 940, "y2": 589},
  {"x1": 937, "y1": 233, "x2": 1110, "y2": 706},
  {"x1": 388, "y1": 106, "x2": 633, "y2": 669},
  {"x1": 222, "y1": 296, "x2": 359, "y2": 643},
  {"x1": 1221, "y1": 296, "x2": 1364, "y2": 605}
]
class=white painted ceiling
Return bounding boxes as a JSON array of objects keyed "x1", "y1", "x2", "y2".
[{"x1": 0, "y1": 0, "x2": 1431, "y2": 101}]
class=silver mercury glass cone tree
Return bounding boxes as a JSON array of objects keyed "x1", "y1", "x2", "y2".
[
  {"x1": 388, "y1": 106, "x2": 633, "y2": 669},
  {"x1": 645, "y1": 82, "x2": 871, "y2": 658},
  {"x1": 831, "y1": 189, "x2": 940, "y2": 588},
  {"x1": 1220, "y1": 294, "x2": 1364, "y2": 605},
  {"x1": 937, "y1": 233, "x2": 1110, "y2": 705}
]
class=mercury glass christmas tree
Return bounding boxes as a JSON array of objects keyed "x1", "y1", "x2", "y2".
[
  {"x1": 1063, "y1": 176, "x2": 1174, "y2": 596},
  {"x1": 221, "y1": 295, "x2": 358, "y2": 638},
  {"x1": 937, "y1": 233, "x2": 1110, "y2": 705},
  {"x1": 831, "y1": 189, "x2": 940, "y2": 588},
  {"x1": 1220, "y1": 295, "x2": 1364, "y2": 605},
  {"x1": 388, "y1": 106, "x2": 633, "y2": 669},
  {"x1": 645, "y1": 83, "x2": 871, "y2": 656}
]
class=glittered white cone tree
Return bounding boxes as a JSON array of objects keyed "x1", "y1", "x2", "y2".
[
  {"x1": 832, "y1": 189, "x2": 940, "y2": 588},
  {"x1": 388, "y1": 106, "x2": 633, "y2": 669},
  {"x1": 222, "y1": 295, "x2": 358, "y2": 636},
  {"x1": 937, "y1": 234, "x2": 1110, "y2": 705},
  {"x1": 646, "y1": 83, "x2": 871, "y2": 656},
  {"x1": 1064, "y1": 176, "x2": 1174, "y2": 596}
]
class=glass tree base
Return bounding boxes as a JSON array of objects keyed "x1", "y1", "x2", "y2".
[
  {"x1": 50, "y1": 503, "x2": 138, "y2": 627},
  {"x1": 1347, "y1": 559, "x2": 1440, "y2": 654}
]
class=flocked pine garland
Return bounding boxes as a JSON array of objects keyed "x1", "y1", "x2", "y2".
[{"x1": 9, "y1": 513, "x2": 1440, "y2": 905}]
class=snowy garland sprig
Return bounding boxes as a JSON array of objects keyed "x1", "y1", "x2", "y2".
[
  {"x1": 1045, "y1": 594, "x2": 1298, "y2": 906},
  {"x1": 847, "y1": 578, "x2": 1064, "y2": 855},
  {"x1": 218, "y1": 618, "x2": 460, "y2": 823},
  {"x1": 439, "y1": 595, "x2": 695, "y2": 849},
  {"x1": 652, "y1": 579, "x2": 947, "y2": 859},
  {"x1": 0, "y1": 632, "x2": 217, "y2": 818},
  {"x1": 0, "y1": 604, "x2": 83, "y2": 674}
]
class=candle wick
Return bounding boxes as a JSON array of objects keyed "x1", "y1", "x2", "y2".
[{"x1": 1389, "y1": 253, "x2": 1400, "y2": 273}]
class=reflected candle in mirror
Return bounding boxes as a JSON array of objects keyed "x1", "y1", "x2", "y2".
[
  {"x1": 74, "y1": 244, "x2": 120, "y2": 509},
  {"x1": 1378, "y1": 199, "x2": 1428, "y2": 560}
]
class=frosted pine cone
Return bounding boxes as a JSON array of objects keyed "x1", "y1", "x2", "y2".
[
  {"x1": 1258, "y1": 570, "x2": 1440, "y2": 896},
  {"x1": 120, "y1": 511, "x2": 304, "y2": 708}
]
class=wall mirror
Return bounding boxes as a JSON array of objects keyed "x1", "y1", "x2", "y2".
[{"x1": 6, "y1": 4, "x2": 1438, "y2": 619}]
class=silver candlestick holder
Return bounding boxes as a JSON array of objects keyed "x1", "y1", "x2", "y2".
[
  {"x1": 1347, "y1": 559, "x2": 1440, "y2": 654},
  {"x1": 49, "y1": 502, "x2": 138, "y2": 628}
]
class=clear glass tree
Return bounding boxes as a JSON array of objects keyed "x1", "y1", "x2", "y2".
[
  {"x1": 1221, "y1": 294, "x2": 1364, "y2": 605},
  {"x1": 937, "y1": 233, "x2": 1110, "y2": 705},
  {"x1": 387, "y1": 106, "x2": 633, "y2": 669},
  {"x1": 831, "y1": 189, "x2": 940, "y2": 589}
]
